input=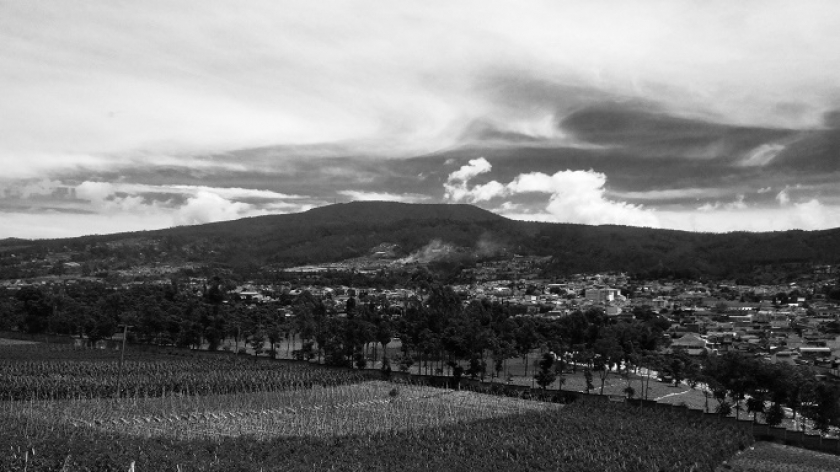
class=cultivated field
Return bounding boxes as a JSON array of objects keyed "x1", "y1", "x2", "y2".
[
  {"x1": 720, "y1": 441, "x2": 840, "y2": 472},
  {"x1": 10, "y1": 381, "x2": 558, "y2": 440},
  {"x1": 0, "y1": 337, "x2": 38, "y2": 346},
  {"x1": 0, "y1": 343, "x2": 378, "y2": 401},
  {"x1": 0, "y1": 342, "x2": 758, "y2": 471}
]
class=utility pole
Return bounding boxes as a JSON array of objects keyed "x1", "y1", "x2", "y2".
[{"x1": 115, "y1": 324, "x2": 133, "y2": 399}]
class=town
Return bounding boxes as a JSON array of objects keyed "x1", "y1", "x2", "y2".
[{"x1": 2, "y1": 239, "x2": 839, "y2": 378}]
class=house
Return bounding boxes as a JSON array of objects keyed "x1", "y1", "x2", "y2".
[
  {"x1": 670, "y1": 333, "x2": 708, "y2": 356},
  {"x1": 773, "y1": 350, "x2": 799, "y2": 365},
  {"x1": 492, "y1": 286, "x2": 512, "y2": 296},
  {"x1": 798, "y1": 346, "x2": 832, "y2": 357}
]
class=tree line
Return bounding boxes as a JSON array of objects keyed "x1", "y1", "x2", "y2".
[{"x1": 2, "y1": 280, "x2": 839, "y2": 435}]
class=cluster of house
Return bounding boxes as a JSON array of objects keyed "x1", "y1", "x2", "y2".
[
  {"x1": 460, "y1": 256, "x2": 554, "y2": 281},
  {"x1": 4, "y1": 254, "x2": 840, "y2": 375},
  {"x1": 668, "y1": 305, "x2": 840, "y2": 368},
  {"x1": 225, "y1": 275, "x2": 840, "y2": 376}
]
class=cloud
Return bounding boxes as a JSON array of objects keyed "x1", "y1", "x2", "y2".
[
  {"x1": 70, "y1": 182, "x2": 305, "y2": 206},
  {"x1": 776, "y1": 188, "x2": 791, "y2": 205},
  {"x1": 824, "y1": 110, "x2": 840, "y2": 128},
  {"x1": 737, "y1": 143, "x2": 787, "y2": 167},
  {"x1": 609, "y1": 187, "x2": 734, "y2": 203},
  {"x1": 174, "y1": 191, "x2": 256, "y2": 226},
  {"x1": 448, "y1": 157, "x2": 493, "y2": 183},
  {"x1": 0, "y1": 212, "x2": 175, "y2": 240},
  {"x1": 5, "y1": 1, "x2": 840, "y2": 237},
  {"x1": 4, "y1": 1, "x2": 840, "y2": 166},
  {"x1": 445, "y1": 159, "x2": 660, "y2": 227},
  {"x1": 659, "y1": 199, "x2": 840, "y2": 232},
  {"x1": 443, "y1": 158, "x2": 507, "y2": 203},
  {"x1": 0, "y1": 180, "x2": 320, "y2": 237},
  {"x1": 444, "y1": 157, "x2": 840, "y2": 232},
  {"x1": 728, "y1": 194, "x2": 747, "y2": 210},
  {"x1": 338, "y1": 190, "x2": 430, "y2": 203},
  {"x1": 16, "y1": 179, "x2": 65, "y2": 199},
  {"x1": 697, "y1": 194, "x2": 748, "y2": 212}
]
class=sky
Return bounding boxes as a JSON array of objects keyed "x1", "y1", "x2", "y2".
[{"x1": 3, "y1": 0, "x2": 840, "y2": 238}]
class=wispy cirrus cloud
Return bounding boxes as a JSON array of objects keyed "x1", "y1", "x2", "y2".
[{"x1": 737, "y1": 143, "x2": 787, "y2": 167}]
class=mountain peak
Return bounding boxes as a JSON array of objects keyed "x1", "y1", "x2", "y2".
[{"x1": 296, "y1": 201, "x2": 505, "y2": 224}]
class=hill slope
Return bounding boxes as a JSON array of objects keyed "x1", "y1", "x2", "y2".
[{"x1": 5, "y1": 202, "x2": 840, "y2": 280}]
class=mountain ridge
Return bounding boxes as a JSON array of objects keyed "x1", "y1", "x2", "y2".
[{"x1": 3, "y1": 202, "x2": 840, "y2": 281}]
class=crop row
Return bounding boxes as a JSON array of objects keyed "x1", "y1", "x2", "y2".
[
  {"x1": 0, "y1": 343, "x2": 175, "y2": 361},
  {"x1": 722, "y1": 441, "x2": 840, "y2": 472},
  {"x1": 10, "y1": 381, "x2": 558, "y2": 441},
  {"x1": 1, "y1": 392, "x2": 753, "y2": 471},
  {"x1": 0, "y1": 346, "x2": 378, "y2": 400}
]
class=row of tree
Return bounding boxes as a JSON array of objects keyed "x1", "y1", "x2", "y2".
[{"x1": 2, "y1": 280, "x2": 839, "y2": 435}]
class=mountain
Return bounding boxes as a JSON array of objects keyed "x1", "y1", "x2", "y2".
[
  {"x1": 5, "y1": 202, "x2": 840, "y2": 281},
  {"x1": 178, "y1": 201, "x2": 504, "y2": 234}
]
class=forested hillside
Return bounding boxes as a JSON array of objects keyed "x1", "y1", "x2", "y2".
[{"x1": 3, "y1": 202, "x2": 840, "y2": 280}]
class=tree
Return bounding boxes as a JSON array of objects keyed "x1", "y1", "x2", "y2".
[
  {"x1": 248, "y1": 331, "x2": 266, "y2": 358},
  {"x1": 638, "y1": 351, "x2": 662, "y2": 401},
  {"x1": 86, "y1": 308, "x2": 117, "y2": 347},
  {"x1": 593, "y1": 335, "x2": 623, "y2": 395},
  {"x1": 514, "y1": 320, "x2": 541, "y2": 377},
  {"x1": 466, "y1": 357, "x2": 486, "y2": 380},
  {"x1": 804, "y1": 382, "x2": 840, "y2": 436},
  {"x1": 0, "y1": 294, "x2": 23, "y2": 331},
  {"x1": 16, "y1": 286, "x2": 53, "y2": 334},
  {"x1": 583, "y1": 368, "x2": 595, "y2": 394},
  {"x1": 491, "y1": 338, "x2": 516, "y2": 381},
  {"x1": 375, "y1": 319, "x2": 394, "y2": 367},
  {"x1": 745, "y1": 395, "x2": 766, "y2": 424},
  {"x1": 702, "y1": 352, "x2": 767, "y2": 420},
  {"x1": 554, "y1": 353, "x2": 567, "y2": 390},
  {"x1": 347, "y1": 318, "x2": 376, "y2": 369},
  {"x1": 666, "y1": 356, "x2": 685, "y2": 388},
  {"x1": 765, "y1": 403, "x2": 785, "y2": 426},
  {"x1": 534, "y1": 352, "x2": 558, "y2": 390},
  {"x1": 265, "y1": 322, "x2": 283, "y2": 359}
]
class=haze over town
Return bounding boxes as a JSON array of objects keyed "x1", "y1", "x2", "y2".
[{"x1": 3, "y1": 0, "x2": 840, "y2": 238}]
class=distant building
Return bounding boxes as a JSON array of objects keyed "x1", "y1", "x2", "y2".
[
  {"x1": 670, "y1": 333, "x2": 708, "y2": 356},
  {"x1": 584, "y1": 287, "x2": 620, "y2": 303}
]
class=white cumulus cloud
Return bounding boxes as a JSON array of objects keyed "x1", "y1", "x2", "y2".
[
  {"x1": 443, "y1": 157, "x2": 507, "y2": 203},
  {"x1": 174, "y1": 191, "x2": 256, "y2": 226},
  {"x1": 444, "y1": 158, "x2": 659, "y2": 227}
]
